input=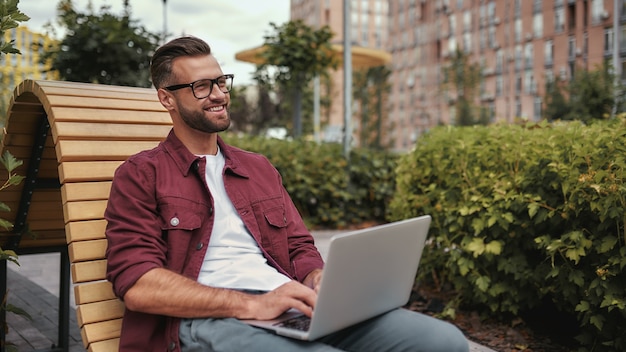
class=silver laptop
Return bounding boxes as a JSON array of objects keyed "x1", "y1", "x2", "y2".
[{"x1": 242, "y1": 215, "x2": 431, "y2": 340}]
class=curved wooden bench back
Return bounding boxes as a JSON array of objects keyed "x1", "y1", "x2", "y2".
[{"x1": 0, "y1": 79, "x2": 171, "y2": 352}]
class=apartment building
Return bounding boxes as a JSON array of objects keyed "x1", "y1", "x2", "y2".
[
  {"x1": 290, "y1": 0, "x2": 390, "y2": 144},
  {"x1": 0, "y1": 26, "x2": 58, "y2": 118},
  {"x1": 389, "y1": 0, "x2": 619, "y2": 151}
]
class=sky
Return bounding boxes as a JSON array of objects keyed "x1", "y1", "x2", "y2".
[{"x1": 19, "y1": 0, "x2": 291, "y2": 85}]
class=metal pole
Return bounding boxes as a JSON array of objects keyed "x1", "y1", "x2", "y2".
[
  {"x1": 613, "y1": 0, "x2": 621, "y2": 117},
  {"x1": 314, "y1": 75, "x2": 321, "y2": 143},
  {"x1": 313, "y1": 0, "x2": 321, "y2": 144},
  {"x1": 1, "y1": 260, "x2": 6, "y2": 352},
  {"x1": 343, "y1": 0, "x2": 352, "y2": 159},
  {"x1": 162, "y1": 0, "x2": 168, "y2": 44}
]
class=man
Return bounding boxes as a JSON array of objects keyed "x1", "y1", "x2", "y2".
[{"x1": 105, "y1": 36, "x2": 469, "y2": 352}]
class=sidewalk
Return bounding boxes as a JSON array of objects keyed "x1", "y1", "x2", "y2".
[{"x1": 5, "y1": 230, "x2": 495, "y2": 351}]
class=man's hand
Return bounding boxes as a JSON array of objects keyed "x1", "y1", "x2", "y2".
[
  {"x1": 246, "y1": 281, "x2": 317, "y2": 320},
  {"x1": 303, "y1": 269, "x2": 323, "y2": 293}
]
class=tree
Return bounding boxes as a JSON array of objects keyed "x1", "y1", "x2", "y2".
[
  {"x1": 441, "y1": 48, "x2": 484, "y2": 126},
  {"x1": 353, "y1": 65, "x2": 393, "y2": 150},
  {"x1": 543, "y1": 79, "x2": 571, "y2": 121},
  {"x1": 41, "y1": 0, "x2": 160, "y2": 87},
  {"x1": 255, "y1": 20, "x2": 337, "y2": 138},
  {"x1": 544, "y1": 62, "x2": 623, "y2": 123}
]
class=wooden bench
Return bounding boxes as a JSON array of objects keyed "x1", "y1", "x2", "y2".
[{"x1": 0, "y1": 79, "x2": 172, "y2": 352}]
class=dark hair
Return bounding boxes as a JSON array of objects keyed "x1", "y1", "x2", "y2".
[{"x1": 150, "y1": 36, "x2": 212, "y2": 89}]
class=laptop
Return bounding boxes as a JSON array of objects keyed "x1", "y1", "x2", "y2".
[{"x1": 242, "y1": 215, "x2": 431, "y2": 340}]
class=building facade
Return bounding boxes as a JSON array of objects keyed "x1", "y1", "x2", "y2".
[
  {"x1": 389, "y1": 0, "x2": 619, "y2": 151},
  {"x1": 1, "y1": 26, "x2": 58, "y2": 120}
]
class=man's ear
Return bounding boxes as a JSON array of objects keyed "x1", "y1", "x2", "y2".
[{"x1": 157, "y1": 88, "x2": 175, "y2": 111}]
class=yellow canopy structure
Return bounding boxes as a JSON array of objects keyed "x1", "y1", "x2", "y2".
[{"x1": 234, "y1": 43, "x2": 391, "y2": 69}]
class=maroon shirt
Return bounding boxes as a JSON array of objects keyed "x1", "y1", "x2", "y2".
[{"x1": 105, "y1": 130, "x2": 324, "y2": 351}]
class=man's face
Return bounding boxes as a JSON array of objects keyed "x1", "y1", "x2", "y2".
[{"x1": 167, "y1": 55, "x2": 231, "y2": 134}]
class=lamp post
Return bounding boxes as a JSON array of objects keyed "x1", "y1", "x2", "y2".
[
  {"x1": 343, "y1": 0, "x2": 352, "y2": 159},
  {"x1": 162, "y1": 0, "x2": 168, "y2": 44}
]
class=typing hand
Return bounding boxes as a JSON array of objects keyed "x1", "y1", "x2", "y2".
[{"x1": 249, "y1": 281, "x2": 317, "y2": 320}]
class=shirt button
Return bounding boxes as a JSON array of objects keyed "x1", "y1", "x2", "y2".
[
  {"x1": 208, "y1": 208, "x2": 213, "y2": 216},
  {"x1": 196, "y1": 242, "x2": 203, "y2": 250},
  {"x1": 170, "y1": 217, "x2": 180, "y2": 226},
  {"x1": 168, "y1": 341, "x2": 176, "y2": 350}
]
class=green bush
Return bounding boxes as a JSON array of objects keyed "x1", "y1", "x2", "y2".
[
  {"x1": 388, "y1": 120, "x2": 626, "y2": 351},
  {"x1": 222, "y1": 134, "x2": 397, "y2": 228}
]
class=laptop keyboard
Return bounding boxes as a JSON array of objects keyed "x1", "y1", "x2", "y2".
[{"x1": 274, "y1": 315, "x2": 311, "y2": 331}]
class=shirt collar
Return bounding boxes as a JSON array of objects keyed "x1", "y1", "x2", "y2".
[{"x1": 162, "y1": 129, "x2": 250, "y2": 178}]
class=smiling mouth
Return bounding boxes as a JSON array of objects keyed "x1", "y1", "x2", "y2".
[{"x1": 206, "y1": 105, "x2": 226, "y2": 112}]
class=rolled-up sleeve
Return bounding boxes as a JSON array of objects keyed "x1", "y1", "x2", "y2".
[{"x1": 105, "y1": 159, "x2": 166, "y2": 300}]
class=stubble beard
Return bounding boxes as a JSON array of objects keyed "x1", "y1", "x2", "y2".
[{"x1": 179, "y1": 104, "x2": 231, "y2": 134}]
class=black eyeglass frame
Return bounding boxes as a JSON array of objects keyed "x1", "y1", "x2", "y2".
[{"x1": 164, "y1": 74, "x2": 234, "y2": 99}]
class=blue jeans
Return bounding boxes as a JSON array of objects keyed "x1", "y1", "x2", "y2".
[{"x1": 179, "y1": 308, "x2": 469, "y2": 352}]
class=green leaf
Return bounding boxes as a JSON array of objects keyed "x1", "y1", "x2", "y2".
[
  {"x1": 465, "y1": 237, "x2": 485, "y2": 257},
  {"x1": 589, "y1": 314, "x2": 605, "y2": 330},
  {"x1": 0, "y1": 151, "x2": 23, "y2": 173},
  {"x1": 0, "y1": 201, "x2": 11, "y2": 212},
  {"x1": 597, "y1": 236, "x2": 617, "y2": 254},
  {"x1": 485, "y1": 240, "x2": 503, "y2": 255},
  {"x1": 475, "y1": 275, "x2": 490, "y2": 292},
  {"x1": 575, "y1": 300, "x2": 590, "y2": 312}
]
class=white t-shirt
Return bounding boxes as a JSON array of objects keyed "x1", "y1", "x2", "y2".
[{"x1": 196, "y1": 149, "x2": 291, "y2": 291}]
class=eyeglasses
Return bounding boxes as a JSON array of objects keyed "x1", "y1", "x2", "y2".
[{"x1": 164, "y1": 74, "x2": 234, "y2": 99}]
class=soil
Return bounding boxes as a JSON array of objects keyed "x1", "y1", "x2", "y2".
[{"x1": 404, "y1": 284, "x2": 578, "y2": 352}]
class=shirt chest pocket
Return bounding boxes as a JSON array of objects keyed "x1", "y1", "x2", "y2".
[{"x1": 158, "y1": 202, "x2": 207, "y2": 271}]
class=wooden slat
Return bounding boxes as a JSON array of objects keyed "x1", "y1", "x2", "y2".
[
  {"x1": 45, "y1": 95, "x2": 164, "y2": 111},
  {"x1": 74, "y1": 281, "x2": 116, "y2": 305},
  {"x1": 80, "y1": 319, "x2": 122, "y2": 349},
  {"x1": 76, "y1": 299, "x2": 125, "y2": 326},
  {"x1": 49, "y1": 107, "x2": 170, "y2": 125},
  {"x1": 69, "y1": 239, "x2": 107, "y2": 263},
  {"x1": 23, "y1": 219, "x2": 65, "y2": 231},
  {"x1": 18, "y1": 237, "x2": 67, "y2": 249},
  {"x1": 63, "y1": 200, "x2": 107, "y2": 222},
  {"x1": 61, "y1": 182, "x2": 112, "y2": 203},
  {"x1": 52, "y1": 121, "x2": 170, "y2": 141},
  {"x1": 58, "y1": 161, "x2": 123, "y2": 182},
  {"x1": 88, "y1": 338, "x2": 120, "y2": 352},
  {"x1": 65, "y1": 220, "x2": 107, "y2": 243},
  {"x1": 56, "y1": 140, "x2": 160, "y2": 162},
  {"x1": 71, "y1": 260, "x2": 107, "y2": 283}
]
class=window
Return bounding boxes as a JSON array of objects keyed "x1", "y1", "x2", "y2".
[
  {"x1": 568, "y1": 36, "x2": 576, "y2": 60},
  {"x1": 605, "y1": 28, "x2": 614, "y2": 52},
  {"x1": 545, "y1": 40, "x2": 554, "y2": 66},
  {"x1": 525, "y1": 70, "x2": 535, "y2": 93},
  {"x1": 555, "y1": 7, "x2": 565, "y2": 32},
  {"x1": 496, "y1": 75, "x2": 503, "y2": 96},
  {"x1": 533, "y1": 97, "x2": 542, "y2": 121},
  {"x1": 515, "y1": 18, "x2": 522, "y2": 42},
  {"x1": 533, "y1": 13, "x2": 543, "y2": 38},
  {"x1": 525, "y1": 43, "x2": 534, "y2": 68},
  {"x1": 463, "y1": 32, "x2": 472, "y2": 53},
  {"x1": 591, "y1": 0, "x2": 604, "y2": 23},
  {"x1": 515, "y1": 45, "x2": 523, "y2": 70},
  {"x1": 464, "y1": 11, "x2": 471, "y2": 32}
]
